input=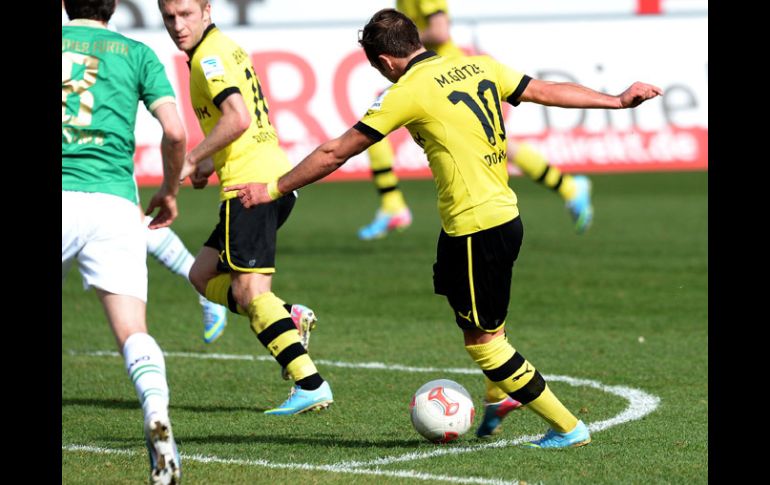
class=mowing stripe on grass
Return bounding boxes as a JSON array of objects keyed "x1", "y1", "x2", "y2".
[{"x1": 62, "y1": 444, "x2": 523, "y2": 485}]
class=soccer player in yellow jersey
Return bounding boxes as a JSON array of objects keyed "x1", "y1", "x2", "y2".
[
  {"x1": 158, "y1": 0, "x2": 332, "y2": 415},
  {"x1": 228, "y1": 9, "x2": 661, "y2": 447},
  {"x1": 359, "y1": 0, "x2": 594, "y2": 240}
]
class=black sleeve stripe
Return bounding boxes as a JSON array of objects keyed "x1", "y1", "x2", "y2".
[
  {"x1": 506, "y1": 75, "x2": 532, "y2": 107},
  {"x1": 425, "y1": 10, "x2": 446, "y2": 19},
  {"x1": 213, "y1": 87, "x2": 241, "y2": 109},
  {"x1": 353, "y1": 121, "x2": 385, "y2": 142}
]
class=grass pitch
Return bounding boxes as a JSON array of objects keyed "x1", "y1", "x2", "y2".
[{"x1": 62, "y1": 171, "x2": 707, "y2": 484}]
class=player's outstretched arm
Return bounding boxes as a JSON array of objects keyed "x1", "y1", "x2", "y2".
[
  {"x1": 224, "y1": 127, "x2": 375, "y2": 207},
  {"x1": 145, "y1": 101, "x2": 186, "y2": 229},
  {"x1": 520, "y1": 78, "x2": 662, "y2": 109}
]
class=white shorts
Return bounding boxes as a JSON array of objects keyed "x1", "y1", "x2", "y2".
[{"x1": 62, "y1": 191, "x2": 148, "y2": 302}]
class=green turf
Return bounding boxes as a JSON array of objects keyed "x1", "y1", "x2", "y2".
[{"x1": 62, "y1": 171, "x2": 707, "y2": 484}]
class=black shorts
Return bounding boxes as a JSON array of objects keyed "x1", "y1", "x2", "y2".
[
  {"x1": 433, "y1": 217, "x2": 523, "y2": 332},
  {"x1": 204, "y1": 193, "x2": 296, "y2": 273}
]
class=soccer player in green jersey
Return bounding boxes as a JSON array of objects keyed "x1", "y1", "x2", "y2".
[
  {"x1": 157, "y1": 0, "x2": 332, "y2": 415},
  {"x1": 227, "y1": 8, "x2": 661, "y2": 447},
  {"x1": 359, "y1": 0, "x2": 594, "y2": 240},
  {"x1": 62, "y1": 0, "x2": 184, "y2": 482}
]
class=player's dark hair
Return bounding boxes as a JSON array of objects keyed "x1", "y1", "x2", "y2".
[
  {"x1": 359, "y1": 9, "x2": 422, "y2": 70},
  {"x1": 63, "y1": 0, "x2": 117, "y2": 22}
]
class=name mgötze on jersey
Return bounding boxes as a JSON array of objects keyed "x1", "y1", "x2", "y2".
[{"x1": 434, "y1": 64, "x2": 485, "y2": 88}]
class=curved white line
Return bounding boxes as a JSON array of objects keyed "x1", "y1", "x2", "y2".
[
  {"x1": 65, "y1": 350, "x2": 660, "y2": 482},
  {"x1": 332, "y1": 374, "x2": 660, "y2": 468},
  {"x1": 62, "y1": 445, "x2": 521, "y2": 485}
]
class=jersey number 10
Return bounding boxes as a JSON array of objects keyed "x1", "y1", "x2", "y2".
[{"x1": 447, "y1": 79, "x2": 507, "y2": 146}]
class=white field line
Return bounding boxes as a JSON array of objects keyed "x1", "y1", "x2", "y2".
[
  {"x1": 332, "y1": 374, "x2": 660, "y2": 469},
  {"x1": 63, "y1": 444, "x2": 522, "y2": 485},
  {"x1": 65, "y1": 350, "x2": 660, "y2": 482},
  {"x1": 70, "y1": 350, "x2": 483, "y2": 375}
]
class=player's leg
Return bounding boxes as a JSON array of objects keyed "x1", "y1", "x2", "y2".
[
  {"x1": 100, "y1": 291, "x2": 182, "y2": 483},
  {"x1": 508, "y1": 141, "x2": 593, "y2": 234},
  {"x1": 232, "y1": 271, "x2": 332, "y2": 415},
  {"x1": 475, "y1": 375, "x2": 523, "y2": 438},
  {"x1": 204, "y1": 195, "x2": 331, "y2": 414},
  {"x1": 359, "y1": 138, "x2": 412, "y2": 240},
  {"x1": 434, "y1": 217, "x2": 589, "y2": 447},
  {"x1": 464, "y1": 327, "x2": 589, "y2": 447},
  {"x1": 190, "y1": 199, "x2": 320, "y2": 344},
  {"x1": 433, "y1": 220, "x2": 524, "y2": 438},
  {"x1": 191, "y1": 247, "x2": 318, "y2": 355},
  {"x1": 74, "y1": 192, "x2": 181, "y2": 482},
  {"x1": 144, "y1": 213, "x2": 227, "y2": 343},
  {"x1": 272, "y1": 191, "x2": 320, "y2": 378}
]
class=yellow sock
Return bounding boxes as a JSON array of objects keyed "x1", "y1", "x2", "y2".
[
  {"x1": 368, "y1": 139, "x2": 407, "y2": 214},
  {"x1": 524, "y1": 385, "x2": 578, "y2": 433},
  {"x1": 513, "y1": 142, "x2": 575, "y2": 201},
  {"x1": 484, "y1": 376, "x2": 509, "y2": 403},
  {"x1": 248, "y1": 292, "x2": 318, "y2": 381},
  {"x1": 381, "y1": 190, "x2": 407, "y2": 214},
  {"x1": 368, "y1": 138, "x2": 395, "y2": 172},
  {"x1": 204, "y1": 274, "x2": 247, "y2": 316},
  {"x1": 465, "y1": 335, "x2": 577, "y2": 432}
]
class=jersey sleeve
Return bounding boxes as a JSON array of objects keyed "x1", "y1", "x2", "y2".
[
  {"x1": 192, "y1": 47, "x2": 242, "y2": 109},
  {"x1": 355, "y1": 85, "x2": 417, "y2": 141},
  {"x1": 491, "y1": 58, "x2": 531, "y2": 107},
  {"x1": 136, "y1": 44, "x2": 175, "y2": 113}
]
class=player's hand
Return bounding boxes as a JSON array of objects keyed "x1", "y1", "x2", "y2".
[
  {"x1": 144, "y1": 187, "x2": 178, "y2": 229},
  {"x1": 223, "y1": 182, "x2": 270, "y2": 208},
  {"x1": 191, "y1": 157, "x2": 215, "y2": 189},
  {"x1": 619, "y1": 82, "x2": 663, "y2": 108},
  {"x1": 179, "y1": 153, "x2": 198, "y2": 182}
]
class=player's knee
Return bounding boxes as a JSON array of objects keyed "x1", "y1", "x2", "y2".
[
  {"x1": 188, "y1": 262, "x2": 210, "y2": 295},
  {"x1": 230, "y1": 273, "x2": 272, "y2": 309}
]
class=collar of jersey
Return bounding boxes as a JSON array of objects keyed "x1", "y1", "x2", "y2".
[
  {"x1": 404, "y1": 50, "x2": 438, "y2": 74},
  {"x1": 187, "y1": 23, "x2": 218, "y2": 61},
  {"x1": 66, "y1": 19, "x2": 108, "y2": 29}
]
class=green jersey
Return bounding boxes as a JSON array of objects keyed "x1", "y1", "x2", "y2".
[{"x1": 62, "y1": 20, "x2": 175, "y2": 204}]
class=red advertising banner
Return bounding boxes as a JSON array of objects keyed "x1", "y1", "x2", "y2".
[{"x1": 124, "y1": 14, "x2": 707, "y2": 186}]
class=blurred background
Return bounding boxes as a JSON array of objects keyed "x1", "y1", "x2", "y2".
[{"x1": 62, "y1": 0, "x2": 708, "y2": 186}]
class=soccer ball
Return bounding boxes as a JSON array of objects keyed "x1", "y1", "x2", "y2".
[{"x1": 409, "y1": 379, "x2": 475, "y2": 443}]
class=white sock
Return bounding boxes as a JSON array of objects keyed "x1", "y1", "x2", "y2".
[
  {"x1": 145, "y1": 217, "x2": 195, "y2": 280},
  {"x1": 123, "y1": 332, "x2": 169, "y2": 420}
]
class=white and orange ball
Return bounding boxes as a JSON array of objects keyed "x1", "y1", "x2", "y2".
[{"x1": 409, "y1": 379, "x2": 475, "y2": 443}]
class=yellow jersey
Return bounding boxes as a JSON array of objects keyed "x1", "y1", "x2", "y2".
[
  {"x1": 188, "y1": 25, "x2": 291, "y2": 200},
  {"x1": 396, "y1": 0, "x2": 464, "y2": 57},
  {"x1": 356, "y1": 51, "x2": 531, "y2": 236}
]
